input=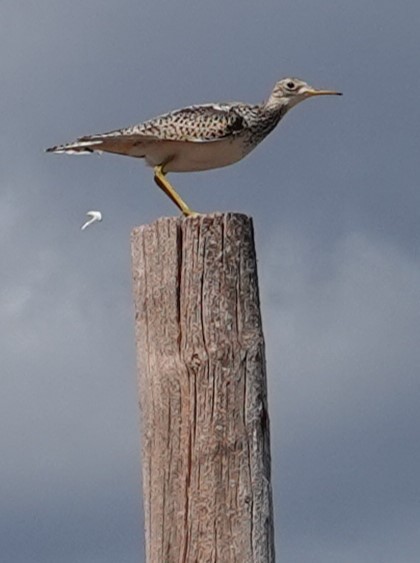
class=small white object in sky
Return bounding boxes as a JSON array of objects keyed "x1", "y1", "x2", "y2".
[{"x1": 81, "y1": 210, "x2": 102, "y2": 230}]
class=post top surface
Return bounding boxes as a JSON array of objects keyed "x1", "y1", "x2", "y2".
[{"x1": 131, "y1": 211, "x2": 252, "y2": 236}]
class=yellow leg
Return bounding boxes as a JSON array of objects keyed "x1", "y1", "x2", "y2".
[{"x1": 153, "y1": 165, "x2": 197, "y2": 217}]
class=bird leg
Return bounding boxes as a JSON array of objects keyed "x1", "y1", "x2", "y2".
[{"x1": 153, "y1": 165, "x2": 197, "y2": 216}]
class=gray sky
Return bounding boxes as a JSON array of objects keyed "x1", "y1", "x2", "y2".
[{"x1": 1, "y1": 1, "x2": 420, "y2": 561}]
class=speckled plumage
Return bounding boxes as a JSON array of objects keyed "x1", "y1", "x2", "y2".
[
  {"x1": 47, "y1": 77, "x2": 341, "y2": 214},
  {"x1": 47, "y1": 101, "x2": 287, "y2": 171}
]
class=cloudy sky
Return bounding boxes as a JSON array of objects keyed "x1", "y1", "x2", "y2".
[{"x1": 1, "y1": 1, "x2": 420, "y2": 561}]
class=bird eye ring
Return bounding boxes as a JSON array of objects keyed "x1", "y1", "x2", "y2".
[{"x1": 286, "y1": 81, "x2": 296, "y2": 90}]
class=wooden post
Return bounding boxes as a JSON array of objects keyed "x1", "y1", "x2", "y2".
[{"x1": 131, "y1": 213, "x2": 275, "y2": 563}]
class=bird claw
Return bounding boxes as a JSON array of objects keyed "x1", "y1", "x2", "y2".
[{"x1": 183, "y1": 210, "x2": 201, "y2": 218}]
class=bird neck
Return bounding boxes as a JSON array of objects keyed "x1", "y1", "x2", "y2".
[
  {"x1": 258, "y1": 98, "x2": 290, "y2": 128},
  {"x1": 244, "y1": 101, "x2": 288, "y2": 142},
  {"x1": 263, "y1": 95, "x2": 290, "y2": 113}
]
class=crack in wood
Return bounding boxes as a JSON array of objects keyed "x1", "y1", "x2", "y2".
[{"x1": 131, "y1": 213, "x2": 275, "y2": 562}]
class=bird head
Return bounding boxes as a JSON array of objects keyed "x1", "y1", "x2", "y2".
[{"x1": 266, "y1": 77, "x2": 342, "y2": 110}]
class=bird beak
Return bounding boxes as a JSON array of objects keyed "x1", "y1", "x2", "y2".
[{"x1": 306, "y1": 88, "x2": 343, "y2": 97}]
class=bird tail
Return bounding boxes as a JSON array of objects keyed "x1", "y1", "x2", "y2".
[{"x1": 46, "y1": 136, "x2": 105, "y2": 155}]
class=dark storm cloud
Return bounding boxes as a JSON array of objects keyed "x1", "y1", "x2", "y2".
[{"x1": 1, "y1": 1, "x2": 419, "y2": 561}]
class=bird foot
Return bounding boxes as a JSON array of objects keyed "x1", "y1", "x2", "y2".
[{"x1": 182, "y1": 209, "x2": 202, "y2": 218}]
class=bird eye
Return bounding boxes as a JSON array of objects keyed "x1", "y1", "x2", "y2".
[{"x1": 286, "y1": 81, "x2": 296, "y2": 90}]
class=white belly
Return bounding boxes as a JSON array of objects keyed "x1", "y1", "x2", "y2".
[{"x1": 142, "y1": 137, "x2": 252, "y2": 172}]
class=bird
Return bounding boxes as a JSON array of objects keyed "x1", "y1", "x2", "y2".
[
  {"x1": 81, "y1": 210, "x2": 102, "y2": 230},
  {"x1": 47, "y1": 77, "x2": 342, "y2": 216}
]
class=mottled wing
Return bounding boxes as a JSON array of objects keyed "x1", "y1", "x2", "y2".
[
  {"x1": 46, "y1": 103, "x2": 251, "y2": 156},
  {"x1": 116, "y1": 103, "x2": 250, "y2": 143}
]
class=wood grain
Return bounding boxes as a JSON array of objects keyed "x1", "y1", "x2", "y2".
[{"x1": 131, "y1": 213, "x2": 275, "y2": 563}]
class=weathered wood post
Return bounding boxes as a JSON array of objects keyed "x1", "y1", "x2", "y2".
[{"x1": 131, "y1": 212, "x2": 275, "y2": 562}]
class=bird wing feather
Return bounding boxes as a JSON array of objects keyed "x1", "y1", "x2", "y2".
[
  {"x1": 46, "y1": 103, "x2": 252, "y2": 155},
  {"x1": 106, "y1": 103, "x2": 250, "y2": 143}
]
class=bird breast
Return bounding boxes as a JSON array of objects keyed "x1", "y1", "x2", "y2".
[{"x1": 144, "y1": 136, "x2": 254, "y2": 173}]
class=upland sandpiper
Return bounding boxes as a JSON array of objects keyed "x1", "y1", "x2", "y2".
[{"x1": 47, "y1": 77, "x2": 341, "y2": 216}]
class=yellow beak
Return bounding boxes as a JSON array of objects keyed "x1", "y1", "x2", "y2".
[{"x1": 306, "y1": 88, "x2": 343, "y2": 97}]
